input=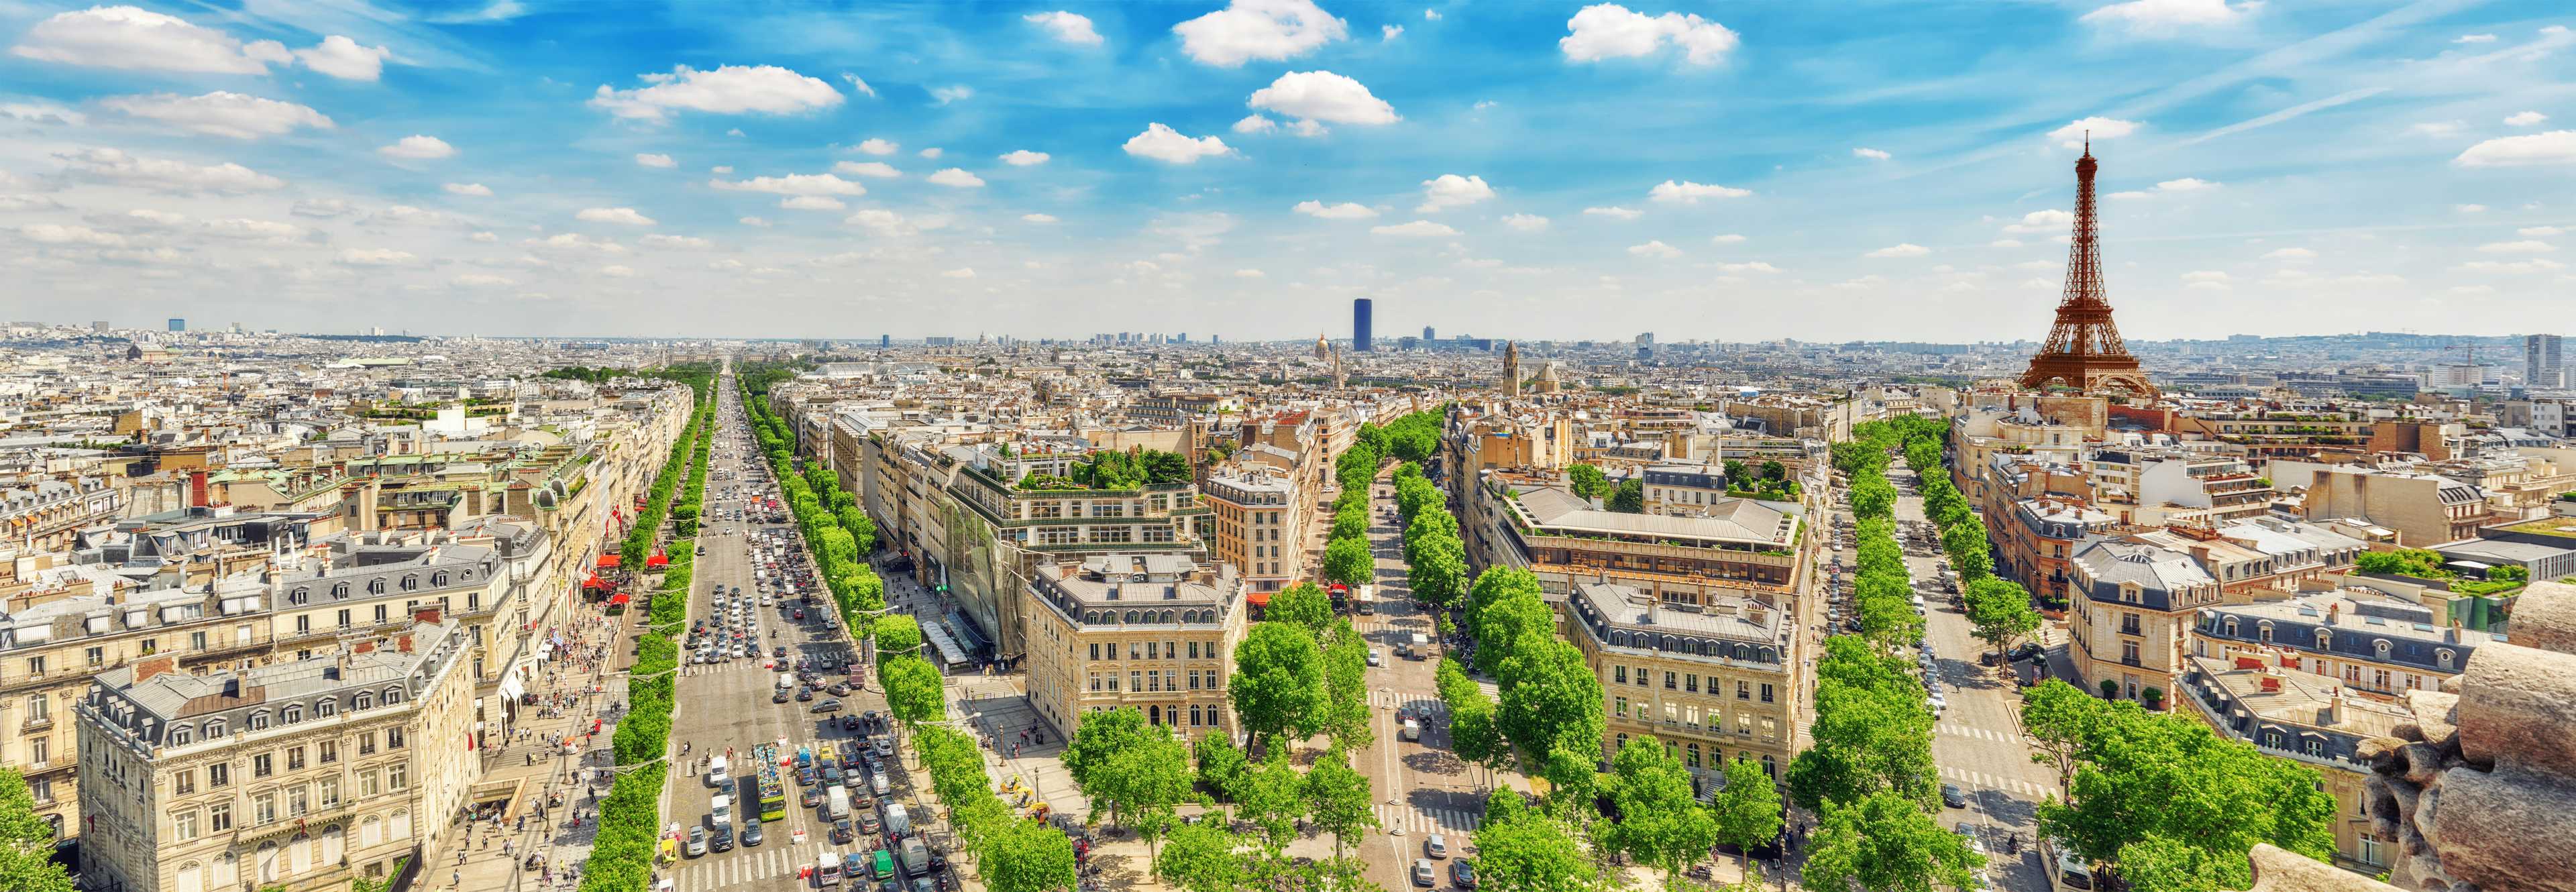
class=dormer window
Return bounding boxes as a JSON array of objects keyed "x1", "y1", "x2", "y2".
[
  {"x1": 248, "y1": 711, "x2": 270, "y2": 730},
  {"x1": 381, "y1": 687, "x2": 402, "y2": 704},
  {"x1": 2374, "y1": 640, "x2": 2392, "y2": 660},
  {"x1": 317, "y1": 699, "x2": 336, "y2": 717},
  {"x1": 2224, "y1": 618, "x2": 2240, "y2": 637},
  {"x1": 354, "y1": 693, "x2": 374, "y2": 710},
  {"x1": 331, "y1": 583, "x2": 350, "y2": 600},
  {"x1": 2316, "y1": 629, "x2": 2332, "y2": 649},
  {"x1": 171, "y1": 725, "x2": 193, "y2": 745},
  {"x1": 289, "y1": 589, "x2": 311, "y2": 606},
  {"x1": 400, "y1": 575, "x2": 419, "y2": 592},
  {"x1": 204, "y1": 719, "x2": 224, "y2": 737},
  {"x1": 367, "y1": 579, "x2": 385, "y2": 595},
  {"x1": 282, "y1": 706, "x2": 301, "y2": 724},
  {"x1": 431, "y1": 572, "x2": 449, "y2": 587}
]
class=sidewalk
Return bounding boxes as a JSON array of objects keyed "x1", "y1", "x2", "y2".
[{"x1": 432, "y1": 586, "x2": 647, "y2": 892}]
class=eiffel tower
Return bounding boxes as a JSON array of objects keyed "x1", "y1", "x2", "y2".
[{"x1": 2020, "y1": 138, "x2": 2157, "y2": 398}]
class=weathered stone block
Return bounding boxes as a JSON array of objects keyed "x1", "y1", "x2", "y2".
[
  {"x1": 2455, "y1": 642, "x2": 2576, "y2": 778},
  {"x1": 2508, "y1": 580, "x2": 2576, "y2": 655},
  {"x1": 2429, "y1": 767, "x2": 2576, "y2": 892},
  {"x1": 2404, "y1": 689, "x2": 2461, "y2": 751}
]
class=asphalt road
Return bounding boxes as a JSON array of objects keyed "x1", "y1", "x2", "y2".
[
  {"x1": 658, "y1": 376, "x2": 894, "y2": 892},
  {"x1": 1352, "y1": 469, "x2": 1495, "y2": 892}
]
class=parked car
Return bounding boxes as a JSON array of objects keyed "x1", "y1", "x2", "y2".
[
  {"x1": 1426, "y1": 834, "x2": 1448, "y2": 858},
  {"x1": 1451, "y1": 860, "x2": 1478, "y2": 889},
  {"x1": 1411, "y1": 858, "x2": 1436, "y2": 887},
  {"x1": 684, "y1": 825, "x2": 707, "y2": 858}
]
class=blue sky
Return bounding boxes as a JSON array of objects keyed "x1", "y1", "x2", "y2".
[{"x1": 1, "y1": 0, "x2": 2571, "y2": 341}]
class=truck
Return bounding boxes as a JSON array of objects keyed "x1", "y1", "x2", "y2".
[
  {"x1": 826, "y1": 785, "x2": 851, "y2": 821},
  {"x1": 883, "y1": 803, "x2": 910, "y2": 837},
  {"x1": 898, "y1": 838, "x2": 928, "y2": 876},
  {"x1": 705, "y1": 755, "x2": 729, "y2": 789},
  {"x1": 753, "y1": 743, "x2": 787, "y2": 822},
  {"x1": 1352, "y1": 583, "x2": 1378, "y2": 616}
]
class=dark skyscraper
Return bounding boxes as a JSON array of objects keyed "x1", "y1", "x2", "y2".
[{"x1": 1352, "y1": 298, "x2": 1373, "y2": 352}]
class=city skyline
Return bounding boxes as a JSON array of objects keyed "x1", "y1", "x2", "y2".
[{"x1": 1, "y1": 1, "x2": 2572, "y2": 341}]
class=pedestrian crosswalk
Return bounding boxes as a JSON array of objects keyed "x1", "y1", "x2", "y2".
[
  {"x1": 1936, "y1": 723, "x2": 2020, "y2": 743},
  {"x1": 1366, "y1": 690, "x2": 1446, "y2": 716},
  {"x1": 1937, "y1": 764, "x2": 2056, "y2": 799},
  {"x1": 670, "y1": 842, "x2": 813, "y2": 892},
  {"x1": 1373, "y1": 803, "x2": 1484, "y2": 837}
]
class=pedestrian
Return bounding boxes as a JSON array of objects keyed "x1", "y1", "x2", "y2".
[{"x1": 453, "y1": 871, "x2": 462, "y2": 889}]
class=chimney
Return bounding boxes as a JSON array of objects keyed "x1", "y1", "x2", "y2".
[
  {"x1": 2234, "y1": 655, "x2": 2265, "y2": 670},
  {"x1": 397, "y1": 634, "x2": 413, "y2": 653},
  {"x1": 2259, "y1": 675, "x2": 2281, "y2": 693},
  {"x1": 189, "y1": 470, "x2": 209, "y2": 508},
  {"x1": 353, "y1": 640, "x2": 376, "y2": 655},
  {"x1": 2326, "y1": 603, "x2": 2340, "y2": 625},
  {"x1": 133, "y1": 656, "x2": 178, "y2": 685},
  {"x1": 413, "y1": 607, "x2": 442, "y2": 625}
]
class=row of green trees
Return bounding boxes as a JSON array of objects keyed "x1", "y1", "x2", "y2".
[
  {"x1": 874, "y1": 634, "x2": 1079, "y2": 892},
  {"x1": 1791, "y1": 419, "x2": 1982, "y2": 892},
  {"x1": 1901, "y1": 429, "x2": 2044, "y2": 661},
  {"x1": 1157, "y1": 730, "x2": 1381, "y2": 892},
  {"x1": 1395, "y1": 463, "x2": 1468, "y2": 634},
  {"x1": 584, "y1": 369, "x2": 716, "y2": 892},
  {"x1": 0, "y1": 766, "x2": 70, "y2": 892},
  {"x1": 739, "y1": 366, "x2": 889, "y2": 640}
]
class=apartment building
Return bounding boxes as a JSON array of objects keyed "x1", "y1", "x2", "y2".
[
  {"x1": 2087, "y1": 449, "x2": 2273, "y2": 528},
  {"x1": 2302, "y1": 467, "x2": 2489, "y2": 547},
  {"x1": 2066, "y1": 539, "x2": 2222, "y2": 704},
  {"x1": 2190, "y1": 590, "x2": 2495, "y2": 699},
  {"x1": 1203, "y1": 465, "x2": 1302, "y2": 592},
  {"x1": 2173, "y1": 655, "x2": 2407, "y2": 872},
  {"x1": 74, "y1": 616, "x2": 478, "y2": 892},
  {"x1": 1460, "y1": 471, "x2": 1808, "y2": 602},
  {"x1": 1640, "y1": 463, "x2": 1729, "y2": 516},
  {"x1": 1020, "y1": 555, "x2": 1246, "y2": 741},
  {"x1": 1563, "y1": 581, "x2": 1797, "y2": 789},
  {"x1": 0, "y1": 477, "x2": 121, "y2": 553}
]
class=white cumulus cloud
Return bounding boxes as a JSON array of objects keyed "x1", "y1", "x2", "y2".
[
  {"x1": 927, "y1": 168, "x2": 985, "y2": 188},
  {"x1": 1295, "y1": 201, "x2": 1378, "y2": 219},
  {"x1": 1866, "y1": 243, "x2": 1929, "y2": 258},
  {"x1": 295, "y1": 35, "x2": 390, "y2": 81},
  {"x1": 1022, "y1": 213, "x2": 1059, "y2": 223},
  {"x1": 708, "y1": 173, "x2": 866, "y2": 195},
  {"x1": 1710, "y1": 233, "x2": 1746, "y2": 243},
  {"x1": 2477, "y1": 240, "x2": 2556, "y2": 254},
  {"x1": 857, "y1": 138, "x2": 898, "y2": 156},
  {"x1": 941, "y1": 267, "x2": 976, "y2": 279},
  {"x1": 577, "y1": 207, "x2": 656, "y2": 226},
  {"x1": 1233, "y1": 115, "x2": 1279, "y2": 134},
  {"x1": 779, "y1": 196, "x2": 846, "y2": 211},
  {"x1": 1123, "y1": 123, "x2": 1233, "y2": 164},
  {"x1": 2519, "y1": 226, "x2": 2565, "y2": 236},
  {"x1": 1372, "y1": 219, "x2": 1458, "y2": 237},
  {"x1": 9, "y1": 5, "x2": 284, "y2": 74},
  {"x1": 100, "y1": 91, "x2": 332, "y2": 140},
  {"x1": 54, "y1": 147, "x2": 283, "y2": 192},
  {"x1": 2261, "y1": 247, "x2": 2316, "y2": 260},
  {"x1": 1248, "y1": 70, "x2": 1399, "y2": 125},
  {"x1": 1000, "y1": 150, "x2": 1051, "y2": 166},
  {"x1": 337, "y1": 247, "x2": 417, "y2": 266},
  {"x1": 2081, "y1": 0, "x2": 2254, "y2": 36},
  {"x1": 1648, "y1": 180, "x2": 1750, "y2": 203},
  {"x1": 1715, "y1": 261, "x2": 1778, "y2": 273},
  {"x1": 2002, "y1": 209, "x2": 2074, "y2": 234},
  {"x1": 598, "y1": 265, "x2": 635, "y2": 278},
  {"x1": 590, "y1": 64, "x2": 843, "y2": 121},
  {"x1": 1417, "y1": 174, "x2": 1494, "y2": 213},
  {"x1": 2047, "y1": 117, "x2": 2141, "y2": 149},
  {"x1": 378, "y1": 135, "x2": 457, "y2": 160},
  {"x1": 19, "y1": 223, "x2": 128, "y2": 246},
  {"x1": 1172, "y1": 0, "x2": 1348, "y2": 67},
  {"x1": 2505, "y1": 111, "x2": 2551, "y2": 127},
  {"x1": 635, "y1": 153, "x2": 676, "y2": 168},
  {"x1": 443, "y1": 182, "x2": 492, "y2": 197},
  {"x1": 1852, "y1": 147, "x2": 1891, "y2": 160},
  {"x1": 1583, "y1": 206, "x2": 1642, "y2": 221},
  {"x1": 1502, "y1": 213, "x2": 1550, "y2": 231},
  {"x1": 1627, "y1": 239, "x2": 1681, "y2": 258},
  {"x1": 833, "y1": 161, "x2": 900, "y2": 178},
  {"x1": 1560, "y1": 4, "x2": 1739, "y2": 66},
  {"x1": 1024, "y1": 11, "x2": 1104, "y2": 45}
]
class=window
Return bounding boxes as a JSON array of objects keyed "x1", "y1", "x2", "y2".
[
  {"x1": 2436, "y1": 649, "x2": 2455, "y2": 670},
  {"x1": 1737, "y1": 681, "x2": 1750, "y2": 700},
  {"x1": 253, "y1": 753, "x2": 273, "y2": 778},
  {"x1": 288, "y1": 785, "x2": 309, "y2": 817},
  {"x1": 1686, "y1": 743, "x2": 1702, "y2": 768},
  {"x1": 319, "y1": 777, "x2": 339, "y2": 808},
  {"x1": 359, "y1": 770, "x2": 379, "y2": 797},
  {"x1": 373, "y1": 605, "x2": 388, "y2": 623},
  {"x1": 368, "y1": 579, "x2": 385, "y2": 595},
  {"x1": 386, "y1": 728, "x2": 405, "y2": 749},
  {"x1": 287, "y1": 747, "x2": 305, "y2": 771},
  {"x1": 209, "y1": 803, "x2": 231, "y2": 832},
  {"x1": 1685, "y1": 675, "x2": 1698, "y2": 693},
  {"x1": 2303, "y1": 738, "x2": 2326, "y2": 757},
  {"x1": 282, "y1": 706, "x2": 301, "y2": 724},
  {"x1": 297, "y1": 616, "x2": 312, "y2": 634},
  {"x1": 355, "y1": 693, "x2": 374, "y2": 711},
  {"x1": 176, "y1": 810, "x2": 201, "y2": 840},
  {"x1": 86, "y1": 647, "x2": 103, "y2": 667},
  {"x1": 318, "y1": 699, "x2": 336, "y2": 718},
  {"x1": 1664, "y1": 672, "x2": 1677, "y2": 690},
  {"x1": 23, "y1": 657, "x2": 42, "y2": 676},
  {"x1": 1615, "y1": 697, "x2": 1628, "y2": 718},
  {"x1": 209, "y1": 763, "x2": 230, "y2": 787},
  {"x1": 359, "y1": 733, "x2": 375, "y2": 756},
  {"x1": 1614, "y1": 666, "x2": 1627, "y2": 685},
  {"x1": 387, "y1": 763, "x2": 408, "y2": 790},
  {"x1": 331, "y1": 583, "x2": 349, "y2": 600},
  {"x1": 25, "y1": 696, "x2": 46, "y2": 722},
  {"x1": 254, "y1": 791, "x2": 276, "y2": 824},
  {"x1": 1760, "y1": 683, "x2": 1776, "y2": 704}
]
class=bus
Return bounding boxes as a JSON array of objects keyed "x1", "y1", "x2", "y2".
[{"x1": 753, "y1": 743, "x2": 787, "y2": 822}]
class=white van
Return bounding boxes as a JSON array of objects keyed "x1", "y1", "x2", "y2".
[
  {"x1": 1400, "y1": 718, "x2": 1422, "y2": 742},
  {"x1": 706, "y1": 756, "x2": 729, "y2": 788},
  {"x1": 775, "y1": 673, "x2": 794, "y2": 694},
  {"x1": 869, "y1": 771, "x2": 888, "y2": 797},
  {"x1": 709, "y1": 793, "x2": 733, "y2": 826},
  {"x1": 883, "y1": 803, "x2": 910, "y2": 837},
  {"x1": 826, "y1": 785, "x2": 850, "y2": 821},
  {"x1": 816, "y1": 852, "x2": 843, "y2": 887},
  {"x1": 2046, "y1": 838, "x2": 2094, "y2": 891}
]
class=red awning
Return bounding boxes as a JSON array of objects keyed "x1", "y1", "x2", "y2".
[
  {"x1": 645, "y1": 554, "x2": 669, "y2": 569},
  {"x1": 1246, "y1": 591, "x2": 1273, "y2": 608},
  {"x1": 608, "y1": 592, "x2": 631, "y2": 606},
  {"x1": 583, "y1": 573, "x2": 607, "y2": 590},
  {"x1": 596, "y1": 555, "x2": 621, "y2": 569}
]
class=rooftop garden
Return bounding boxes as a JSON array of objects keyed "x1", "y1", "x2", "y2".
[{"x1": 2355, "y1": 547, "x2": 2528, "y2": 596}]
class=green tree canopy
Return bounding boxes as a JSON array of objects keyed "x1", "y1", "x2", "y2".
[
  {"x1": 1802, "y1": 789, "x2": 1985, "y2": 892},
  {"x1": 1267, "y1": 582, "x2": 1335, "y2": 634},
  {"x1": 1601, "y1": 738, "x2": 1723, "y2": 887},
  {"x1": 1230, "y1": 622, "x2": 1328, "y2": 744}
]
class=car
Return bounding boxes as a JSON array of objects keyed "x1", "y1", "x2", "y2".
[
  {"x1": 2006, "y1": 642, "x2": 2045, "y2": 663},
  {"x1": 1450, "y1": 860, "x2": 1478, "y2": 889},
  {"x1": 1426, "y1": 834, "x2": 1448, "y2": 858},
  {"x1": 1367, "y1": 649, "x2": 1384, "y2": 667},
  {"x1": 684, "y1": 825, "x2": 707, "y2": 858},
  {"x1": 859, "y1": 812, "x2": 882, "y2": 835},
  {"x1": 831, "y1": 818, "x2": 855, "y2": 843},
  {"x1": 776, "y1": 647, "x2": 789, "y2": 658},
  {"x1": 773, "y1": 690, "x2": 790, "y2": 704},
  {"x1": 1955, "y1": 821, "x2": 1978, "y2": 838},
  {"x1": 871, "y1": 736, "x2": 894, "y2": 758},
  {"x1": 841, "y1": 715, "x2": 861, "y2": 732},
  {"x1": 830, "y1": 681, "x2": 855, "y2": 696},
  {"x1": 798, "y1": 688, "x2": 816, "y2": 702},
  {"x1": 710, "y1": 824, "x2": 735, "y2": 852},
  {"x1": 1411, "y1": 858, "x2": 1436, "y2": 887},
  {"x1": 801, "y1": 786, "x2": 824, "y2": 807},
  {"x1": 1941, "y1": 784, "x2": 1968, "y2": 809},
  {"x1": 743, "y1": 820, "x2": 764, "y2": 848},
  {"x1": 822, "y1": 765, "x2": 844, "y2": 787}
]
